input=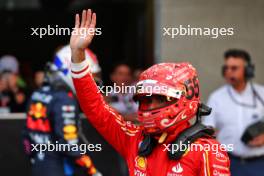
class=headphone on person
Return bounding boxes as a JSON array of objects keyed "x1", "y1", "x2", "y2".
[
  {"x1": 244, "y1": 59, "x2": 255, "y2": 80},
  {"x1": 221, "y1": 50, "x2": 264, "y2": 108},
  {"x1": 222, "y1": 51, "x2": 255, "y2": 80}
]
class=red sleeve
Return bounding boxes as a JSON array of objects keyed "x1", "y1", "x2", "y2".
[{"x1": 71, "y1": 60, "x2": 140, "y2": 158}]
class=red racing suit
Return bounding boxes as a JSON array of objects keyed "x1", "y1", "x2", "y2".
[{"x1": 71, "y1": 60, "x2": 231, "y2": 176}]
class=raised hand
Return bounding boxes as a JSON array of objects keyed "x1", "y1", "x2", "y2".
[{"x1": 70, "y1": 9, "x2": 96, "y2": 63}]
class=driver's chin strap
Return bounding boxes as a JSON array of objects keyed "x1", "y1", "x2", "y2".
[{"x1": 138, "y1": 103, "x2": 214, "y2": 160}]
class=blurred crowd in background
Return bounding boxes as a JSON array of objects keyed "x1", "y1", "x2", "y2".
[
  {"x1": 0, "y1": 52, "x2": 142, "y2": 117},
  {"x1": 0, "y1": 55, "x2": 30, "y2": 113},
  {"x1": 0, "y1": 55, "x2": 45, "y2": 113}
]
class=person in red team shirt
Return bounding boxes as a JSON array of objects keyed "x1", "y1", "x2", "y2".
[{"x1": 69, "y1": 9, "x2": 231, "y2": 176}]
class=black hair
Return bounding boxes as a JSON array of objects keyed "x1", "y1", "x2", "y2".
[{"x1": 224, "y1": 49, "x2": 251, "y2": 64}]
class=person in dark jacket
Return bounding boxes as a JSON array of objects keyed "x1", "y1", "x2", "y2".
[{"x1": 23, "y1": 45, "x2": 102, "y2": 176}]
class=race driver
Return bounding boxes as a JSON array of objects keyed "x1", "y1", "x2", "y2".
[
  {"x1": 69, "y1": 9, "x2": 231, "y2": 175},
  {"x1": 23, "y1": 45, "x2": 102, "y2": 176}
]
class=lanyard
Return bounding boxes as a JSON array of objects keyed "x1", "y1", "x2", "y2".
[{"x1": 227, "y1": 82, "x2": 264, "y2": 108}]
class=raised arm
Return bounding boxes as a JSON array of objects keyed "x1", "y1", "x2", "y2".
[{"x1": 70, "y1": 9, "x2": 140, "y2": 158}]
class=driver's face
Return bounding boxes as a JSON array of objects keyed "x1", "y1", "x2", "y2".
[{"x1": 138, "y1": 95, "x2": 176, "y2": 111}]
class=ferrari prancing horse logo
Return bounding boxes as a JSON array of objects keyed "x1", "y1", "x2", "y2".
[{"x1": 135, "y1": 156, "x2": 147, "y2": 170}]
